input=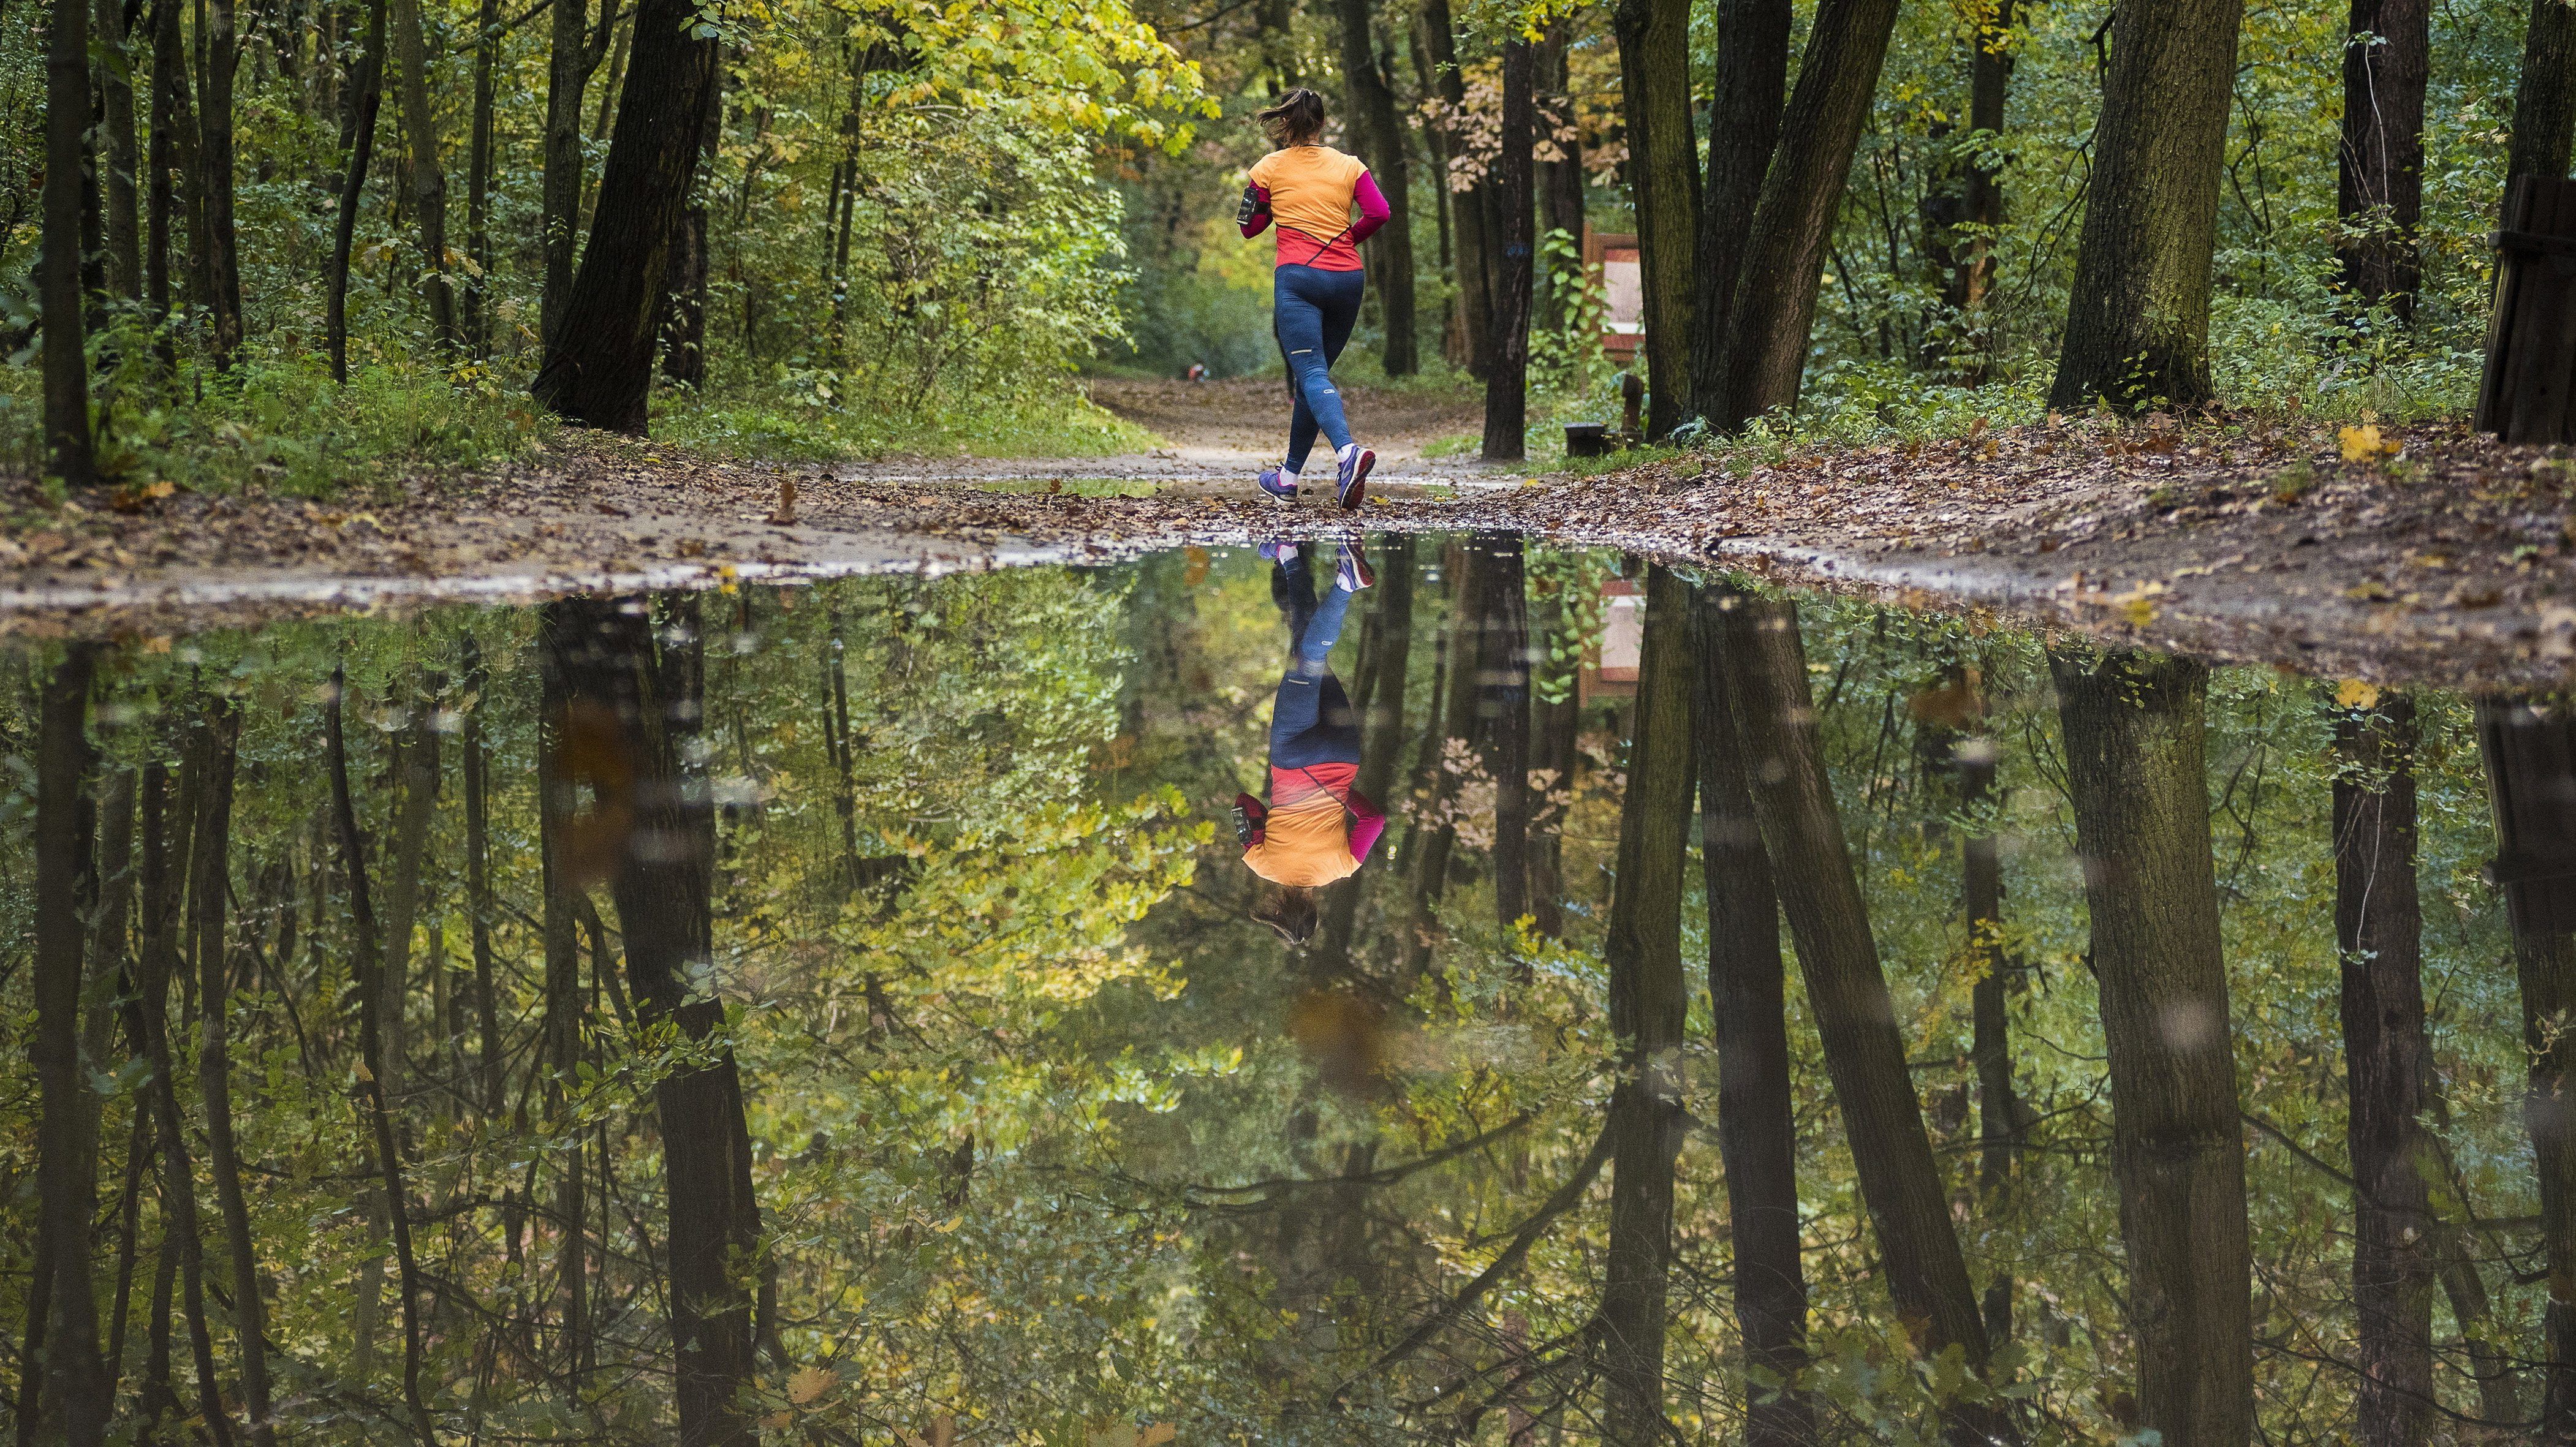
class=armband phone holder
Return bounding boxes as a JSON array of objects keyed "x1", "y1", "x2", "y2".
[{"x1": 1236, "y1": 184, "x2": 1268, "y2": 227}]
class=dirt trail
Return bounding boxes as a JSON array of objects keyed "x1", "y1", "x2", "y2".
[{"x1": 5, "y1": 393, "x2": 2576, "y2": 698}]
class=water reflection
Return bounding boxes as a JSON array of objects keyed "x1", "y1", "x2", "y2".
[{"x1": 2, "y1": 537, "x2": 2571, "y2": 1445}]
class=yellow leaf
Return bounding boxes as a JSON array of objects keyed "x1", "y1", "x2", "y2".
[
  {"x1": 787, "y1": 1365, "x2": 836, "y2": 1404},
  {"x1": 762, "y1": 1412, "x2": 795, "y2": 1431},
  {"x1": 1138, "y1": 1426, "x2": 1176, "y2": 1447},
  {"x1": 2339, "y1": 423, "x2": 2384, "y2": 463},
  {"x1": 2336, "y1": 678, "x2": 2381, "y2": 710},
  {"x1": 354, "y1": 1060, "x2": 374, "y2": 1082}
]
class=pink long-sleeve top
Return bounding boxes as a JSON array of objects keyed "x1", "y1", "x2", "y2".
[{"x1": 1239, "y1": 145, "x2": 1391, "y2": 271}]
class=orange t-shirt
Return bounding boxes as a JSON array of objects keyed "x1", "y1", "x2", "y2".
[{"x1": 1248, "y1": 146, "x2": 1369, "y2": 270}]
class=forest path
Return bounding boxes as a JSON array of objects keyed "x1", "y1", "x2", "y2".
[{"x1": 831, "y1": 376, "x2": 1505, "y2": 491}]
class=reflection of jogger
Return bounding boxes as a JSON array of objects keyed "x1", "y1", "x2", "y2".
[{"x1": 1239, "y1": 541, "x2": 1387, "y2": 943}]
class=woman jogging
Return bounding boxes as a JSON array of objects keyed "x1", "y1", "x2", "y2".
[
  {"x1": 1237, "y1": 539, "x2": 1386, "y2": 943},
  {"x1": 1238, "y1": 88, "x2": 1389, "y2": 509}
]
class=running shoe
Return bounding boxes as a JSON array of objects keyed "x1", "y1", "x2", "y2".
[
  {"x1": 1334, "y1": 542, "x2": 1375, "y2": 592},
  {"x1": 1257, "y1": 539, "x2": 1296, "y2": 564},
  {"x1": 1257, "y1": 464, "x2": 1300, "y2": 502},
  {"x1": 1333, "y1": 444, "x2": 1375, "y2": 510}
]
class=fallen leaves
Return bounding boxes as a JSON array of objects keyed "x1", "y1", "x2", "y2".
[
  {"x1": 2335, "y1": 678, "x2": 2381, "y2": 709},
  {"x1": 2338, "y1": 423, "x2": 2401, "y2": 463}
]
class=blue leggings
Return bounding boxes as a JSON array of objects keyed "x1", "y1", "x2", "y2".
[
  {"x1": 1274, "y1": 263, "x2": 1365, "y2": 474},
  {"x1": 1270, "y1": 548, "x2": 1361, "y2": 766}
]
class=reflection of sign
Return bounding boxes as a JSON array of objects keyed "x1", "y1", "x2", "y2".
[
  {"x1": 1585, "y1": 226, "x2": 1643, "y2": 360},
  {"x1": 1581, "y1": 577, "x2": 1646, "y2": 701}
]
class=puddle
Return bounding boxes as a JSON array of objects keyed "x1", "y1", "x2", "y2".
[{"x1": 2, "y1": 532, "x2": 2561, "y2": 1440}]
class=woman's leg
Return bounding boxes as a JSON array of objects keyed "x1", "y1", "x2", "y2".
[
  {"x1": 1270, "y1": 546, "x2": 1319, "y2": 652},
  {"x1": 1276, "y1": 266, "x2": 1355, "y2": 455},
  {"x1": 1275, "y1": 270, "x2": 1331, "y2": 470}
]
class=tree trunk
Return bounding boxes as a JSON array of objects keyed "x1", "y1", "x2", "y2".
[
  {"x1": 389, "y1": 0, "x2": 455, "y2": 349},
  {"x1": 1417, "y1": 0, "x2": 1490, "y2": 378},
  {"x1": 96, "y1": 0, "x2": 143, "y2": 302},
  {"x1": 1536, "y1": 19, "x2": 1583, "y2": 252},
  {"x1": 2335, "y1": 0, "x2": 2427, "y2": 320},
  {"x1": 186, "y1": 700, "x2": 279, "y2": 1447},
  {"x1": 1401, "y1": 545, "x2": 1487, "y2": 986},
  {"x1": 1690, "y1": 587, "x2": 1814, "y2": 1447},
  {"x1": 43, "y1": 0, "x2": 97, "y2": 487},
  {"x1": 2330, "y1": 691, "x2": 2434, "y2": 1447},
  {"x1": 541, "y1": 0, "x2": 608, "y2": 347},
  {"x1": 461, "y1": 635, "x2": 504, "y2": 1116},
  {"x1": 1705, "y1": 0, "x2": 1901, "y2": 433},
  {"x1": 1958, "y1": 710, "x2": 2023, "y2": 1348},
  {"x1": 536, "y1": 635, "x2": 591, "y2": 1394},
  {"x1": 1332, "y1": 0, "x2": 1415, "y2": 375},
  {"x1": 542, "y1": 596, "x2": 760, "y2": 1446},
  {"x1": 1714, "y1": 596, "x2": 2007, "y2": 1443},
  {"x1": 132, "y1": 758, "x2": 233, "y2": 1447},
  {"x1": 197, "y1": 0, "x2": 243, "y2": 363},
  {"x1": 1482, "y1": 40, "x2": 1534, "y2": 459},
  {"x1": 33, "y1": 646, "x2": 109, "y2": 1447},
  {"x1": 1599, "y1": 566, "x2": 1695, "y2": 1447},
  {"x1": 1254, "y1": 0, "x2": 1297, "y2": 91},
  {"x1": 1610, "y1": 0, "x2": 1695, "y2": 436},
  {"x1": 2050, "y1": 647, "x2": 2251, "y2": 1447},
  {"x1": 531, "y1": 0, "x2": 721, "y2": 431},
  {"x1": 2512, "y1": 0, "x2": 2576, "y2": 184},
  {"x1": 327, "y1": 0, "x2": 388, "y2": 382},
  {"x1": 661, "y1": 80, "x2": 719, "y2": 388},
  {"x1": 1482, "y1": 538, "x2": 1532, "y2": 929},
  {"x1": 463, "y1": 0, "x2": 501, "y2": 354},
  {"x1": 2045, "y1": 0, "x2": 2245, "y2": 410},
  {"x1": 325, "y1": 666, "x2": 441, "y2": 1447},
  {"x1": 146, "y1": 0, "x2": 181, "y2": 335},
  {"x1": 1684, "y1": 0, "x2": 1789, "y2": 428},
  {"x1": 2471, "y1": 696, "x2": 2576, "y2": 1437}
]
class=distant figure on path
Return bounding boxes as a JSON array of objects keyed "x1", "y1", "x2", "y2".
[
  {"x1": 1237, "y1": 540, "x2": 1386, "y2": 942},
  {"x1": 1186, "y1": 362, "x2": 1207, "y2": 381},
  {"x1": 1238, "y1": 88, "x2": 1385, "y2": 511}
]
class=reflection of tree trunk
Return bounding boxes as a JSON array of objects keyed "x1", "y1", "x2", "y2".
[
  {"x1": 188, "y1": 698, "x2": 280, "y2": 1447},
  {"x1": 824, "y1": 610, "x2": 863, "y2": 891},
  {"x1": 1483, "y1": 538, "x2": 1533, "y2": 930},
  {"x1": 462, "y1": 637, "x2": 505, "y2": 1117},
  {"x1": 2472, "y1": 697, "x2": 2576, "y2": 1436},
  {"x1": 1949, "y1": 696, "x2": 2025, "y2": 1348},
  {"x1": 1321, "y1": 536, "x2": 1415, "y2": 975},
  {"x1": 2434, "y1": 1224, "x2": 2527, "y2": 1426},
  {"x1": 544, "y1": 596, "x2": 761, "y2": 1446},
  {"x1": 1689, "y1": 587, "x2": 1813, "y2": 1447},
  {"x1": 2331, "y1": 692, "x2": 2434, "y2": 1447},
  {"x1": 2050, "y1": 648, "x2": 2250, "y2": 1446},
  {"x1": 1599, "y1": 567, "x2": 1694, "y2": 1447},
  {"x1": 537, "y1": 627, "x2": 591, "y2": 1397},
  {"x1": 1404, "y1": 546, "x2": 1485, "y2": 984},
  {"x1": 32, "y1": 646, "x2": 110, "y2": 1447},
  {"x1": 1716, "y1": 596, "x2": 2006, "y2": 1443},
  {"x1": 326, "y1": 667, "x2": 441, "y2": 1447}
]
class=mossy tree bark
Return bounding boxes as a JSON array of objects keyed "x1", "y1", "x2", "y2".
[
  {"x1": 1610, "y1": 0, "x2": 1695, "y2": 436},
  {"x1": 2050, "y1": 648, "x2": 2252, "y2": 1446},
  {"x1": 2046, "y1": 0, "x2": 2245, "y2": 410},
  {"x1": 1599, "y1": 565, "x2": 1695, "y2": 1447}
]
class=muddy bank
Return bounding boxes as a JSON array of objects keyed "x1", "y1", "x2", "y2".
[{"x1": 3, "y1": 409, "x2": 2573, "y2": 693}]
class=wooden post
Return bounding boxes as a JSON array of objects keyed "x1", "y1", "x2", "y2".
[{"x1": 2477, "y1": 175, "x2": 2576, "y2": 444}]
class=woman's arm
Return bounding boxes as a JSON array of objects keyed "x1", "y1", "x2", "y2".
[
  {"x1": 1350, "y1": 171, "x2": 1390, "y2": 245},
  {"x1": 1346, "y1": 789, "x2": 1385, "y2": 863},
  {"x1": 1239, "y1": 183, "x2": 1275, "y2": 239}
]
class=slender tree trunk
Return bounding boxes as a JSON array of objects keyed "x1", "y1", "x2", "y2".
[
  {"x1": 1690, "y1": 586, "x2": 1814, "y2": 1447},
  {"x1": 1535, "y1": 20, "x2": 1583, "y2": 270},
  {"x1": 2472, "y1": 696, "x2": 2576, "y2": 1437},
  {"x1": 2330, "y1": 691, "x2": 2434, "y2": 1447},
  {"x1": 461, "y1": 636, "x2": 504, "y2": 1116},
  {"x1": 388, "y1": 0, "x2": 454, "y2": 349},
  {"x1": 43, "y1": 0, "x2": 98, "y2": 486},
  {"x1": 2046, "y1": 0, "x2": 2245, "y2": 410},
  {"x1": 325, "y1": 665, "x2": 441, "y2": 1447},
  {"x1": 186, "y1": 700, "x2": 278, "y2": 1447},
  {"x1": 541, "y1": 0, "x2": 606, "y2": 347},
  {"x1": 1598, "y1": 567, "x2": 1695, "y2": 1447},
  {"x1": 1957, "y1": 0, "x2": 2013, "y2": 327},
  {"x1": 1417, "y1": 0, "x2": 1490, "y2": 377},
  {"x1": 1707, "y1": 0, "x2": 1901, "y2": 432},
  {"x1": 1402, "y1": 546, "x2": 1486, "y2": 986},
  {"x1": 327, "y1": 0, "x2": 387, "y2": 382},
  {"x1": 661, "y1": 79, "x2": 719, "y2": 388},
  {"x1": 1482, "y1": 40, "x2": 1534, "y2": 459},
  {"x1": 1714, "y1": 596, "x2": 2008, "y2": 1443},
  {"x1": 2050, "y1": 648, "x2": 2251, "y2": 1447},
  {"x1": 97, "y1": 0, "x2": 143, "y2": 302},
  {"x1": 1686, "y1": 0, "x2": 1790, "y2": 428},
  {"x1": 33, "y1": 646, "x2": 110, "y2": 1447},
  {"x1": 2512, "y1": 0, "x2": 2576, "y2": 183},
  {"x1": 1610, "y1": 0, "x2": 1695, "y2": 435},
  {"x1": 146, "y1": 0, "x2": 177, "y2": 336},
  {"x1": 2335, "y1": 0, "x2": 2428, "y2": 320},
  {"x1": 542, "y1": 596, "x2": 760, "y2": 1446},
  {"x1": 1482, "y1": 538, "x2": 1532, "y2": 928},
  {"x1": 463, "y1": 0, "x2": 500, "y2": 353},
  {"x1": 531, "y1": 0, "x2": 721, "y2": 431},
  {"x1": 1957, "y1": 711, "x2": 2023, "y2": 1348},
  {"x1": 197, "y1": 0, "x2": 242, "y2": 363},
  {"x1": 2436, "y1": 1231, "x2": 2527, "y2": 1426},
  {"x1": 102, "y1": 1110, "x2": 151, "y2": 1397},
  {"x1": 1333, "y1": 0, "x2": 1415, "y2": 374},
  {"x1": 536, "y1": 636, "x2": 591, "y2": 1396}
]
